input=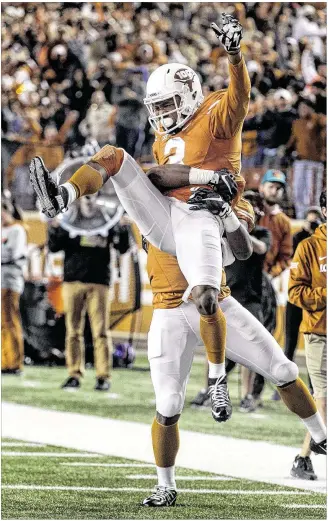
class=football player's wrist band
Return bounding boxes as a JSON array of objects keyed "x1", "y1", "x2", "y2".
[
  {"x1": 189, "y1": 167, "x2": 215, "y2": 185},
  {"x1": 221, "y1": 211, "x2": 240, "y2": 233}
]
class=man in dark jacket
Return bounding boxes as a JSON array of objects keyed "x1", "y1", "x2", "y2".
[
  {"x1": 48, "y1": 194, "x2": 129, "y2": 391},
  {"x1": 225, "y1": 191, "x2": 271, "y2": 411}
]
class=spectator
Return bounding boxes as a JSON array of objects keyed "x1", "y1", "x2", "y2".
[
  {"x1": 80, "y1": 90, "x2": 116, "y2": 147},
  {"x1": 286, "y1": 98, "x2": 326, "y2": 218},
  {"x1": 293, "y1": 5, "x2": 326, "y2": 58},
  {"x1": 225, "y1": 191, "x2": 271, "y2": 412},
  {"x1": 288, "y1": 190, "x2": 327, "y2": 479},
  {"x1": 1, "y1": 198, "x2": 27, "y2": 375},
  {"x1": 47, "y1": 194, "x2": 130, "y2": 391},
  {"x1": 251, "y1": 170, "x2": 293, "y2": 404},
  {"x1": 258, "y1": 170, "x2": 293, "y2": 279}
]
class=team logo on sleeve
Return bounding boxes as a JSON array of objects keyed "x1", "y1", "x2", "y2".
[{"x1": 174, "y1": 69, "x2": 195, "y2": 90}]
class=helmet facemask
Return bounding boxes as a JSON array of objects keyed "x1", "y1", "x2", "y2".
[{"x1": 145, "y1": 87, "x2": 196, "y2": 135}]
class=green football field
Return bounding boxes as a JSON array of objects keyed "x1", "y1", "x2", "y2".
[
  {"x1": 2, "y1": 355, "x2": 310, "y2": 446},
  {"x1": 1, "y1": 438, "x2": 326, "y2": 520},
  {"x1": 2, "y1": 356, "x2": 327, "y2": 519}
]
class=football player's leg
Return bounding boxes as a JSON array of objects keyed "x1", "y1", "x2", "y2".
[
  {"x1": 62, "y1": 282, "x2": 88, "y2": 384},
  {"x1": 145, "y1": 305, "x2": 198, "y2": 506},
  {"x1": 221, "y1": 297, "x2": 326, "y2": 445},
  {"x1": 170, "y1": 202, "x2": 231, "y2": 422},
  {"x1": 91, "y1": 146, "x2": 176, "y2": 254}
]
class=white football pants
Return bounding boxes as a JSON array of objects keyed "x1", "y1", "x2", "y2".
[
  {"x1": 148, "y1": 298, "x2": 299, "y2": 418},
  {"x1": 111, "y1": 151, "x2": 223, "y2": 300}
]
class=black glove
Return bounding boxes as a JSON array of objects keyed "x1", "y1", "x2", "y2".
[
  {"x1": 188, "y1": 188, "x2": 232, "y2": 218},
  {"x1": 208, "y1": 168, "x2": 238, "y2": 202},
  {"x1": 30, "y1": 156, "x2": 68, "y2": 218},
  {"x1": 211, "y1": 13, "x2": 243, "y2": 55}
]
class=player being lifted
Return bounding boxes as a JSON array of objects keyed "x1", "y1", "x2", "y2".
[{"x1": 30, "y1": 14, "x2": 250, "y2": 422}]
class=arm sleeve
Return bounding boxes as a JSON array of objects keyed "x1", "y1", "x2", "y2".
[
  {"x1": 47, "y1": 226, "x2": 70, "y2": 253},
  {"x1": 288, "y1": 242, "x2": 327, "y2": 311},
  {"x1": 210, "y1": 57, "x2": 251, "y2": 139},
  {"x1": 270, "y1": 218, "x2": 293, "y2": 278}
]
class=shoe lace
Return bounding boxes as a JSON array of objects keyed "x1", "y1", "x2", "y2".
[
  {"x1": 151, "y1": 486, "x2": 175, "y2": 501},
  {"x1": 208, "y1": 378, "x2": 230, "y2": 408}
]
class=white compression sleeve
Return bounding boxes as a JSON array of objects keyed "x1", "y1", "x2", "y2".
[{"x1": 189, "y1": 168, "x2": 215, "y2": 185}]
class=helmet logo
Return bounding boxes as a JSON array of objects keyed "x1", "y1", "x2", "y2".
[{"x1": 174, "y1": 68, "x2": 194, "y2": 90}]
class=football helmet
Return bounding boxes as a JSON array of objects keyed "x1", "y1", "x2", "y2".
[{"x1": 144, "y1": 63, "x2": 204, "y2": 135}]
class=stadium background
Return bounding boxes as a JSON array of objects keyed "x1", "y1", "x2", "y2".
[{"x1": 1, "y1": 1, "x2": 326, "y2": 353}]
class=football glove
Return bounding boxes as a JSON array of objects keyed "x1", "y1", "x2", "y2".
[
  {"x1": 211, "y1": 13, "x2": 243, "y2": 55},
  {"x1": 188, "y1": 188, "x2": 233, "y2": 218},
  {"x1": 29, "y1": 156, "x2": 68, "y2": 218},
  {"x1": 208, "y1": 168, "x2": 238, "y2": 202}
]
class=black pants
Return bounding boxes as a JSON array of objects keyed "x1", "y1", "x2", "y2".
[
  {"x1": 116, "y1": 125, "x2": 140, "y2": 158},
  {"x1": 284, "y1": 301, "x2": 303, "y2": 361},
  {"x1": 226, "y1": 302, "x2": 263, "y2": 375}
]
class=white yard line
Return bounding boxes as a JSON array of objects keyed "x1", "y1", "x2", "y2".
[
  {"x1": 2, "y1": 452, "x2": 103, "y2": 457},
  {"x1": 1, "y1": 442, "x2": 46, "y2": 447},
  {"x1": 61, "y1": 463, "x2": 155, "y2": 468},
  {"x1": 284, "y1": 504, "x2": 326, "y2": 509},
  {"x1": 2, "y1": 402, "x2": 326, "y2": 494},
  {"x1": 1, "y1": 485, "x2": 313, "y2": 495},
  {"x1": 126, "y1": 475, "x2": 233, "y2": 481}
]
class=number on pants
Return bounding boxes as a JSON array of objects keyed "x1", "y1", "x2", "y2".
[{"x1": 164, "y1": 137, "x2": 185, "y2": 164}]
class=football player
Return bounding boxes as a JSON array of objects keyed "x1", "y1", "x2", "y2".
[
  {"x1": 142, "y1": 188, "x2": 326, "y2": 507},
  {"x1": 30, "y1": 14, "x2": 250, "y2": 423}
]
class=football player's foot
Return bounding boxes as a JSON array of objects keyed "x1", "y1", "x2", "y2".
[
  {"x1": 142, "y1": 486, "x2": 177, "y2": 507},
  {"x1": 91, "y1": 145, "x2": 124, "y2": 177},
  {"x1": 190, "y1": 388, "x2": 210, "y2": 407},
  {"x1": 271, "y1": 390, "x2": 281, "y2": 401},
  {"x1": 290, "y1": 455, "x2": 317, "y2": 480},
  {"x1": 239, "y1": 394, "x2": 256, "y2": 413},
  {"x1": 208, "y1": 375, "x2": 232, "y2": 422},
  {"x1": 29, "y1": 156, "x2": 69, "y2": 218},
  {"x1": 310, "y1": 437, "x2": 327, "y2": 455},
  {"x1": 61, "y1": 376, "x2": 80, "y2": 390},
  {"x1": 2, "y1": 368, "x2": 22, "y2": 375},
  {"x1": 94, "y1": 378, "x2": 111, "y2": 391}
]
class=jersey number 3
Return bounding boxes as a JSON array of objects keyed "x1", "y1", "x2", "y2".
[{"x1": 164, "y1": 137, "x2": 185, "y2": 164}]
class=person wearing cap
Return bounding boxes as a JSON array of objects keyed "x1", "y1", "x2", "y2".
[
  {"x1": 259, "y1": 169, "x2": 293, "y2": 279},
  {"x1": 1, "y1": 198, "x2": 27, "y2": 375},
  {"x1": 288, "y1": 190, "x2": 327, "y2": 478},
  {"x1": 285, "y1": 98, "x2": 326, "y2": 219}
]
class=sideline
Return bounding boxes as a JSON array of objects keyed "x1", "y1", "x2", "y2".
[{"x1": 2, "y1": 402, "x2": 326, "y2": 493}]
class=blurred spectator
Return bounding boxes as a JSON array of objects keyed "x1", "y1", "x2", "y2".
[
  {"x1": 80, "y1": 90, "x2": 116, "y2": 147},
  {"x1": 292, "y1": 5, "x2": 326, "y2": 57},
  {"x1": 286, "y1": 99, "x2": 326, "y2": 218},
  {"x1": 225, "y1": 191, "x2": 271, "y2": 412},
  {"x1": 252, "y1": 170, "x2": 293, "y2": 404},
  {"x1": 1, "y1": 2, "x2": 326, "y2": 202},
  {"x1": 1, "y1": 197, "x2": 27, "y2": 375},
  {"x1": 288, "y1": 190, "x2": 327, "y2": 478},
  {"x1": 47, "y1": 194, "x2": 130, "y2": 391},
  {"x1": 259, "y1": 170, "x2": 293, "y2": 279}
]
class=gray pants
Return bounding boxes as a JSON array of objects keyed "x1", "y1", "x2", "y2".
[{"x1": 293, "y1": 160, "x2": 324, "y2": 219}]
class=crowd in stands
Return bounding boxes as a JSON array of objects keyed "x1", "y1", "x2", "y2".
[{"x1": 1, "y1": 2, "x2": 327, "y2": 213}]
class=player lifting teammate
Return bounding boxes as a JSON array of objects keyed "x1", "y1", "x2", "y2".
[{"x1": 30, "y1": 13, "x2": 250, "y2": 424}]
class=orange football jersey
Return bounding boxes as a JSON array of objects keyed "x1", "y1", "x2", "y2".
[
  {"x1": 152, "y1": 58, "x2": 251, "y2": 202},
  {"x1": 147, "y1": 197, "x2": 255, "y2": 310}
]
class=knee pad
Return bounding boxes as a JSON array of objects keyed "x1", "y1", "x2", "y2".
[
  {"x1": 194, "y1": 288, "x2": 218, "y2": 315},
  {"x1": 272, "y1": 360, "x2": 299, "y2": 386},
  {"x1": 156, "y1": 391, "x2": 184, "y2": 418}
]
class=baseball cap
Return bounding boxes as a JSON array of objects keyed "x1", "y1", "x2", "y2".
[{"x1": 261, "y1": 169, "x2": 286, "y2": 186}]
